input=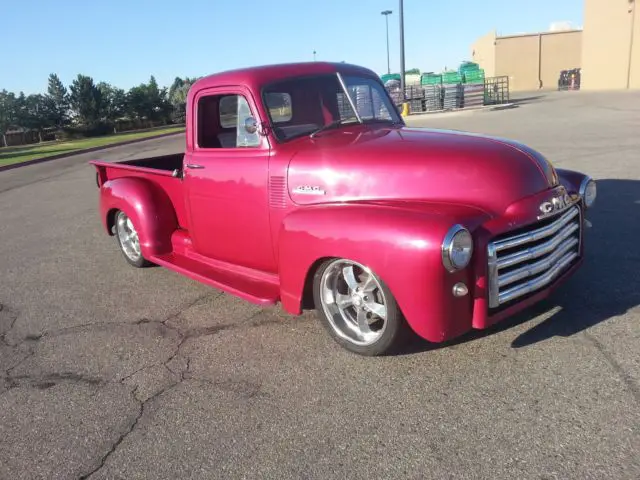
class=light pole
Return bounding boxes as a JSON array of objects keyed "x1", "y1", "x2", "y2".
[
  {"x1": 381, "y1": 10, "x2": 392, "y2": 75},
  {"x1": 398, "y1": 0, "x2": 407, "y2": 113}
]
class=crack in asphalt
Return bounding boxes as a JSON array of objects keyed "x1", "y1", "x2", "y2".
[
  {"x1": 0, "y1": 303, "x2": 19, "y2": 347},
  {"x1": 9, "y1": 372, "x2": 103, "y2": 390},
  {"x1": 0, "y1": 291, "x2": 287, "y2": 478},
  {"x1": 78, "y1": 386, "x2": 145, "y2": 480},
  {"x1": 582, "y1": 331, "x2": 640, "y2": 404},
  {"x1": 5, "y1": 345, "x2": 36, "y2": 378},
  {"x1": 0, "y1": 291, "x2": 277, "y2": 479},
  {"x1": 76, "y1": 294, "x2": 217, "y2": 479}
]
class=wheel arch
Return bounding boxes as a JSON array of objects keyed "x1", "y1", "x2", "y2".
[
  {"x1": 106, "y1": 208, "x2": 119, "y2": 235},
  {"x1": 300, "y1": 256, "x2": 334, "y2": 310}
]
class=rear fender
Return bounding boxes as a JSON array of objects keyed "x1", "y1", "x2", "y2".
[
  {"x1": 278, "y1": 202, "x2": 489, "y2": 342},
  {"x1": 99, "y1": 177, "x2": 178, "y2": 258}
]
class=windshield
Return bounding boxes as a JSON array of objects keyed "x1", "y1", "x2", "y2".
[{"x1": 262, "y1": 73, "x2": 402, "y2": 142}]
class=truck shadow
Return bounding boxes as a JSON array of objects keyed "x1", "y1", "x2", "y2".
[
  {"x1": 509, "y1": 95, "x2": 546, "y2": 105},
  {"x1": 400, "y1": 178, "x2": 640, "y2": 355}
]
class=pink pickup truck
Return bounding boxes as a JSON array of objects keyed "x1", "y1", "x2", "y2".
[{"x1": 91, "y1": 62, "x2": 596, "y2": 356}]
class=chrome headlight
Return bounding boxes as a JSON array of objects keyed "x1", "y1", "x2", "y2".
[
  {"x1": 579, "y1": 177, "x2": 597, "y2": 208},
  {"x1": 442, "y1": 225, "x2": 473, "y2": 272}
]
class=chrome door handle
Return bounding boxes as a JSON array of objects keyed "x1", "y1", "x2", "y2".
[{"x1": 186, "y1": 164, "x2": 205, "y2": 169}]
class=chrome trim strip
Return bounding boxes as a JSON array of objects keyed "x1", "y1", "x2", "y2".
[
  {"x1": 579, "y1": 175, "x2": 595, "y2": 209},
  {"x1": 498, "y1": 237, "x2": 579, "y2": 288},
  {"x1": 579, "y1": 175, "x2": 592, "y2": 197},
  {"x1": 494, "y1": 207, "x2": 579, "y2": 252},
  {"x1": 487, "y1": 243, "x2": 500, "y2": 308},
  {"x1": 498, "y1": 251, "x2": 579, "y2": 305},
  {"x1": 497, "y1": 222, "x2": 580, "y2": 270}
]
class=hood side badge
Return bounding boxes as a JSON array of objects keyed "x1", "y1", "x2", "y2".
[{"x1": 293, "y1": 185, "x2": 326, "y2": 195}]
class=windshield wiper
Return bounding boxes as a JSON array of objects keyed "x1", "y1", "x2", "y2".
[
  {"x1": 309, "y1": 118, "x2": 358, "y2": 138},
  {"x1": 361, "y1": 118, "x2": 402, "y2": 126}
]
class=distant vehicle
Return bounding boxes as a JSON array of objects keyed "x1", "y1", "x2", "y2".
[{"x1": 90, "y1": 62, "x2": 597, "y2": 356}]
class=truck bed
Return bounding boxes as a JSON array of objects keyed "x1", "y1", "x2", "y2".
[
  {"x1": 118, "y1": 153, "x2": 184, "y2": 172},
  {"x1": 91, "y1": 152, "x2": 184, "y2": 177},
  {"x1": 90, "y1": 152, "x2": 188, "y2": 229}
]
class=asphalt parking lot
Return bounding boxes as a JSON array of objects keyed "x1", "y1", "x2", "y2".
[{"x1": 1, "y1": 90, "x2": 639, "y2": 479}]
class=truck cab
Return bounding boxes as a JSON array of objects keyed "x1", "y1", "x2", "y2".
[{"x1": 91, "y1": 61, "x2": 597, "y2": 356}]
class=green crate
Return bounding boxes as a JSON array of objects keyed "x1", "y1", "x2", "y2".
[
  {"x1": 381, "y1": 73, "x2": 401, "y2": 83},
  {"x1": 463, "y1": 69, "x2": 485, "y2": 83},
  {"x1": 421, "y1": 74, "x2": 442, "y2": 85},
  {"x1": 442, "y1": 74, "x2": 463, "y2": 84},
  {"x1": 458, "y1": 61, "x2": 480, "y2": 74}
]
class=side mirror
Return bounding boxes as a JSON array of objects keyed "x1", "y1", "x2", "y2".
[{"x1": 244, "y1": 116, "x2": 258, "y2": 134}]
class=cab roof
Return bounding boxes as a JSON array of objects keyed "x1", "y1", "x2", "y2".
[{"x1": 189, "y1": 61, "x2": 381, "y2": 94}]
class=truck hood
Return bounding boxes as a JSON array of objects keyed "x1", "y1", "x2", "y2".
[{"x1": 286, "y1": 125, "x2": 559, "y2": 217}]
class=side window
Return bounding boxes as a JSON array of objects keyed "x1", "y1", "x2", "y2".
[{"x1": 197, "y1": 93, "x2": 261, "y2": 149}]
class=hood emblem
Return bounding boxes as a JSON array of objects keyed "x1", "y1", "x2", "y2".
[
  {"x1": 538, "y1": 192, "x2": 575, "y2": 218},
  {"x1": 293, "y1": 185, "x2": 325, "y2": 195}
]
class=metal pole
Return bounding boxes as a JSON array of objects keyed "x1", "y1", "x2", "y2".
[
  {"x1": 381, "y1": 10, "x2": 392, "y2": 75},
  {"x1": 627, "y1": 0, "x2": 636, "y2": 89},
  {"x1": 386, "y1": 15, "x2": 390, "y2": 74},
  {"x1": 399, "y1": 0, "x2": 406, "y2": 104}
]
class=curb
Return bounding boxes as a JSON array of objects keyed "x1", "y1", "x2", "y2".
[
  {"x1": 0, "y1": 130, "x2": 184, "y2": 173},
  {"x1": 487, "y1": 103, "x2": 518, "y2": 111},
  {"x1": 408, "y1": 102, "x2": 518, "y2": 117}
]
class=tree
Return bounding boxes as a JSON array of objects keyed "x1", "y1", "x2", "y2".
[
  {"x1": 69, "y1": 74, "x2": 105, "y2": 126},
  {"x1": 19, "y1": 94, "x2": 50, "y2": 142},
  {"x1": 126, "y1": 84, "x2": 151, "y2": 122},
  {"x1": 127, "y1": 75, "x2": 172, "y2": 125},
  {"x1": 145, "y1": 75, "x2": 172, "y2": 123},
  {"x1": 168, "y1": 77, "x2": 185, "y2": 103},
  {"x1": 0, "y1": 90, "x2": 17, "y2": 147},
  {"x1": 97, "y1": 82, "x2": 127, "y2": 124},
  {"x1": 46, "y1": 73, "x2": 69, "y2": 128},
  {"x1": 168, "y1": 76, "x2": 198, "y2": 124}
]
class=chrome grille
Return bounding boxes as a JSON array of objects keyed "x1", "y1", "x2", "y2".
[{"x1": 487, "y1": 206, "x2": 582, "y2": 308}]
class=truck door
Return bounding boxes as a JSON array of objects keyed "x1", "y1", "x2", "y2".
[{"x1": 183, "y1": 86, "x2": 275, "y2": 272}]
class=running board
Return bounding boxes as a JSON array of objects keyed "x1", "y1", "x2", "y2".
[{"x1": 150, "y1": 253, "x2": 280, "y2": 306}]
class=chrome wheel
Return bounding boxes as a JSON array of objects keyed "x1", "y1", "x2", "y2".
[
  {"x1": 319, "y1": 259, "x2": 388, "y2": 346},
  {"x1": 115, "y1": 211, "x2": 141, "y2": 262}
]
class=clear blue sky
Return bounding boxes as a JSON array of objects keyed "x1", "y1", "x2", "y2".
[{"x1": 1, "y1": 0, "x2": 584, "y2": 94}]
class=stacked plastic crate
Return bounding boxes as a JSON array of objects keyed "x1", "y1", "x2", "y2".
[
  {"x1": 461, "y1": 63, "x2": 486, "y2": 108},
  {"x1": 382, "y1": 74, "x2": 403, "y2": 110},
  {"x1": 404, "y1": 85, "x2": 423, "y2": 113},
  {"x1": 421, "y1": 73, "x2": 443, "y2": 111},
  {"x1": 442, "y1": 70, "x2": 463, "y2": 109}
]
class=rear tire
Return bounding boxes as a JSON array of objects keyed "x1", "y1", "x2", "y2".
[
  {"x1": 114, "y1": 210, "x2": 152, "y2": 268},
  {"x1": 312, "y1": 258, "x2": 409, "y2": 356}
]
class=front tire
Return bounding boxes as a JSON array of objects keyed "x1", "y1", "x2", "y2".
[
  {"x1": 114, "y1": 210, "x2": 152, "y2": 268},
  {"x1": 312, "y1": 258, "x2": 409, "y2": 356}
]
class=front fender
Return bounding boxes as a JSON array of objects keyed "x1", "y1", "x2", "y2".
[
  {"x1": 278, "y1": 202, "x2": 490, "y2": 342},
  {"x1": 99, "y1": 177, "x2": 178, "y2": 258}
]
